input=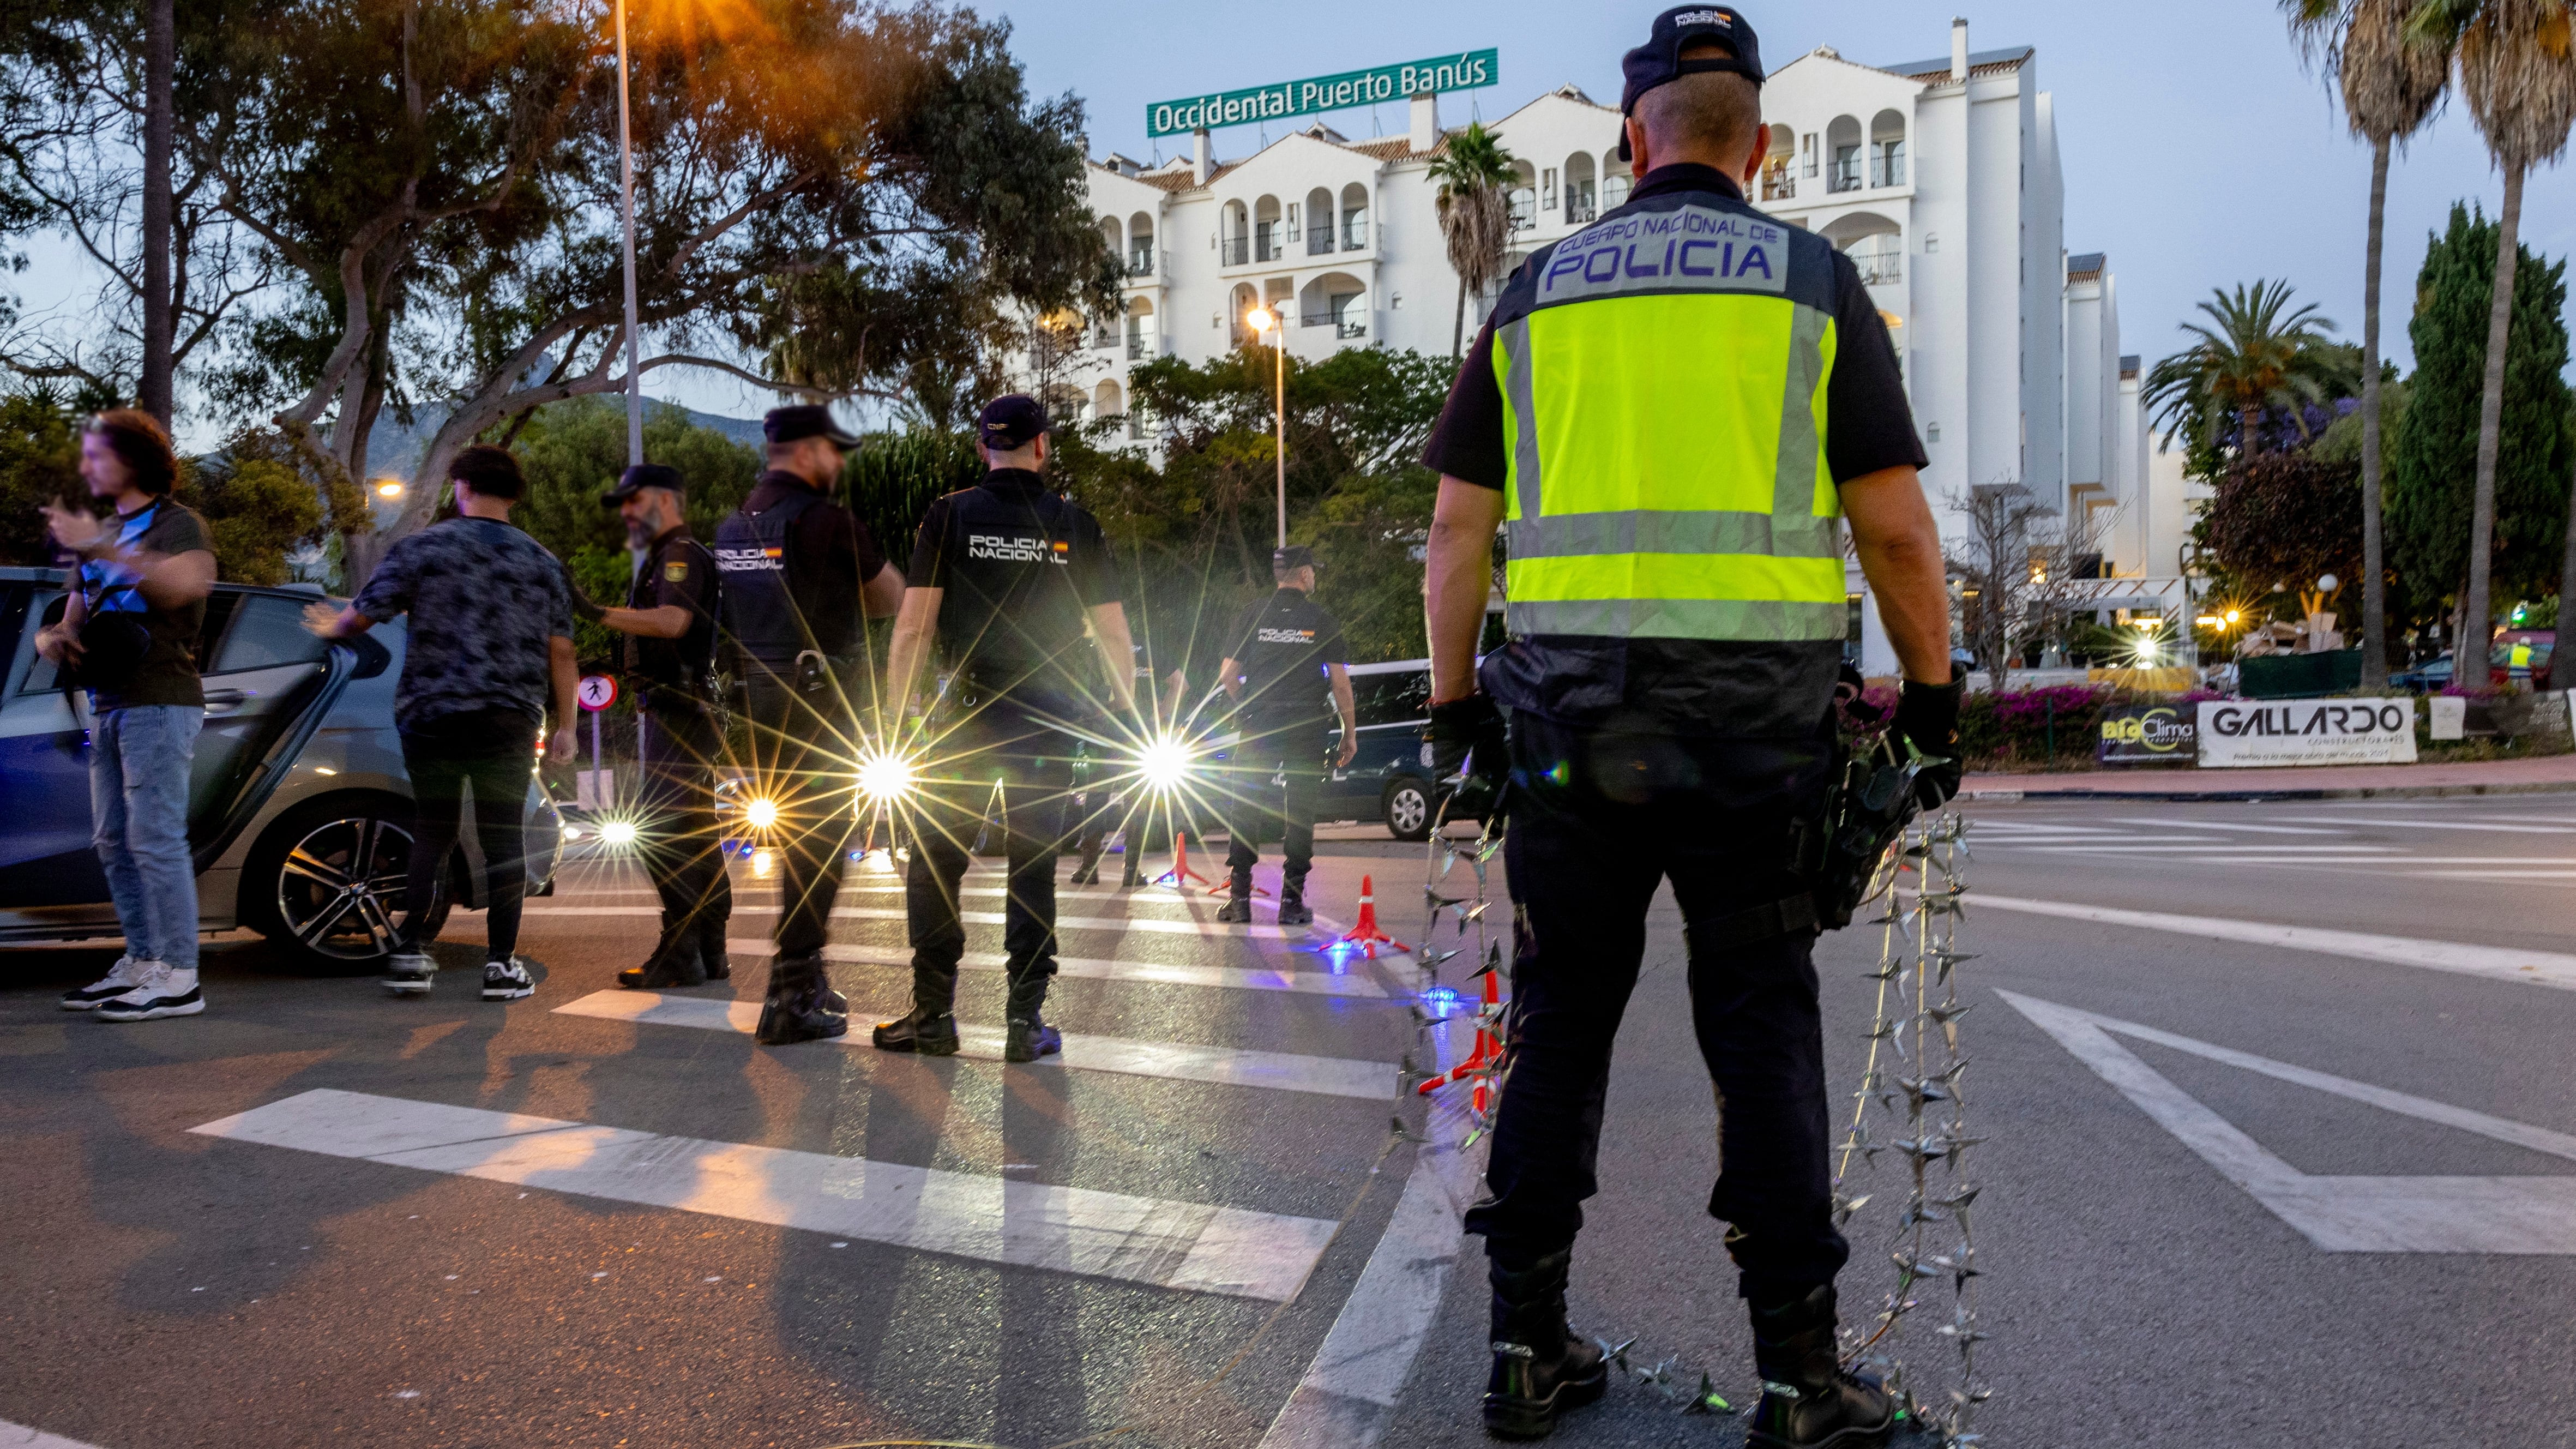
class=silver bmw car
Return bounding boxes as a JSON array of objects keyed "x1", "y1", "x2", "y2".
[{"x1": 0, "y1": 568, "x2": 564, "y2": 969}]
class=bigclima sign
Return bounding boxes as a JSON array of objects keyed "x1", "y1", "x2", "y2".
[{"x1": 1146, "y1": 51, "x2": 1497, "y2": 138}]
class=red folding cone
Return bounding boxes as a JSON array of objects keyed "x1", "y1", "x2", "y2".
[
  {"x1": 1417, "y1": 965, "x2": 1504, "y2": 1109},
  {"x1": 1336, "y1": 874, "x2": 1407, "y2": 959},
  {"x1": 1151, "y1": 831, "x2": 1212, "y2": 889}
]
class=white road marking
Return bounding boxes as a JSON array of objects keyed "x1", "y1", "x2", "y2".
[
  {"x1": 522, "y1": 903, "x2": 1320, "y2": 941},
  {"x1": 1967, "y1": 893, "x2": 2576, "y2": 989},
  {"x1": 191, "y1": 1089, "x2": 1339, "y2": 1300},
  {"x1": 2005, "y1": 845, "x2": 2398, "y2": 855},
  {"x1": 2001, "y1": 993, "x2": 2576, "y2": 1254},
  {"x1": 2105, "y1": 816, "x2": 2348, "y2": 835},
  {"x1": 1258, "y1": 1095, "x2": 1485, "y2": 1449},
  {"x1": 724, "y1": 940, "x2": 1385, "y2": 997},
  {"x1": 0, "y1": 1420, "x2": 106, "y2": 1449},
  {"x1": 555, "y1": 991, "x2": 1395, "y2": 1100},
  {"x1": 2268, "y1": 816, "x2": 2576, "y2": 834}
]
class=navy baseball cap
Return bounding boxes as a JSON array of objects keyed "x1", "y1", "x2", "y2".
[
  {"x1": 599, "y1": 462, "x2": 684, "y2": 505},
  {"x1": 763, "y1": 404, "x2": 861, "y2": 448},
  {"x1": 1617, "y1": 7, "x2": 1766, "y2": 161},
  {"x1": 978, "y1": 394, "x2": 1050, "y2": 451},
  {"x1": 1273, "y1": 545, "x2": 1316, "y2": 572}
]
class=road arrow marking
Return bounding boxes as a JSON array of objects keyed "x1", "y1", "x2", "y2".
[{"x1": 2001, "y1": 991, "x2": 2576, "y2": 1254}]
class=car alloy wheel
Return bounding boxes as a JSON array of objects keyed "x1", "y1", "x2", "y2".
[
  {"x1": 274, "y1": 815, "x2": 421, "y2": 962},
  {"x1": 1384, "y1": 779, "x2": 1431, "y2": 841}
]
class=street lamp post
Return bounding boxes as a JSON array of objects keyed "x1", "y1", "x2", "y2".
[
  {"x1": 1247, "y1": 305, "x2": 1285, "y2": 547},
  {"x1": 613, "y1": 0, "x2": 645, "y2": 468}
]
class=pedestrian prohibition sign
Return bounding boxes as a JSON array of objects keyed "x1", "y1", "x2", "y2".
[{"x1": 577, "y1": 675, "x2": 618, "y2": 712}]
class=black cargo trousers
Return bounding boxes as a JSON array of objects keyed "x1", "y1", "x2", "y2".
[
  {"x1": 1219, "y1": 709, "x2": 1330, "y2": 892},
  {"x1": 739, "y1": 674, "x2": 852, "y2": 966},
  {"x1": 904, "y1": 704, "x2": 1078, "y2": 1019},
  {"x1": 634, "y1": 695, "x2": 735, "y2": 963},
  {"x1": 1463, "y1": 709, "x2": 1850, "y2": 1306}
]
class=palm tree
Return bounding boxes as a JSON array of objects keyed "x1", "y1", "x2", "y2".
[
  {"x1": 2284, "y1": 0, "x2": 2452, "y2": 689},
  {"x1": 2143, "y1": 280, "x2": 2354, "y2": 464},
  {"x1": 1425, "y1": 122, "x2": 1519, "y2": 360},
  {"x1": 2409, "y1": 0, "x2": 2576, "y2": 689}
]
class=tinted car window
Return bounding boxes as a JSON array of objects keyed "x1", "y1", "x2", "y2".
[
  {"x1": 1352, "y1": 670, "x2": 1431, "y2": 727},
  {"x1": 212, "y1": 594, "x2": 328, "y2": 674},
  {"x1": 17, "y1": 592, "x2": 65, "y2": 693}
]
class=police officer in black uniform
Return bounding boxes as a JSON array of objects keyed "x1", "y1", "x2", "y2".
[
  {"x1": 586, "y1": 464, "x2": 734, "y2": 989},
  {"x1": 715, "y1": 405, "x2": 906, "y2": 1045},
  {"x1": 872, "y1": 395, "x2": 1137, "y2": 1063},
  {"x1": 1213, "y1": 545, "x2": 1356, "y2": 926}
]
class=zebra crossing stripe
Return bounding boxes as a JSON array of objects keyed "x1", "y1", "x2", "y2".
[
  {"x1": 190, "y1": 1089, "x2": 1339, "y2": 1302},
  {"x1": 521, "y1": 903, "x2": 1317, "y2": 941},
  {"x1": 723, "y1": 940, "x2": 1387, "y2": 997},
  {"x1": 553, "y1": 991, "x2": 1397, "y2": 1100}
]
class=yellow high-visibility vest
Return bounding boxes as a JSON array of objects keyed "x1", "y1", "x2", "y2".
[{"x1": 1493, "y1": 192, "x2": 1846, "y2": 642}]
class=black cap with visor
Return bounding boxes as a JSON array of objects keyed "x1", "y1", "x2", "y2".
[{"x1": 1616, "y1": 6, "x2": 1767, "y2": 163}]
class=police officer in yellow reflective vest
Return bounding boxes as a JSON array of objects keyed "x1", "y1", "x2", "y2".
[{"x1": 1418, "y1": 9, "x2": 1963, "y2": 1445}]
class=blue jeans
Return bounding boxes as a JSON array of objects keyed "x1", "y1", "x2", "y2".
[{"x1": 91, "y1": 704, "x2": 202, "y2": 969}]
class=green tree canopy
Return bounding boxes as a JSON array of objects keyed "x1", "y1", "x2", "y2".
[{"x1": 2387, "y1": 201, "x2": 2573, "y2": 606}]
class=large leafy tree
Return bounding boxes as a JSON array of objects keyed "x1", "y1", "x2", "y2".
[
  {"x1": 195, "y1": 0, "x2": 1116, "y2": 569},
  {"x1": 2144, "y1": 280, "x2": 2359, "y2": 477},
  {"x1": 2408, "y1": 0, "x2": 2576, "y2": 683},
  {"x1": 1425, "y1": 122, "x2": 1516, "y2": 360},
  {"x1": 2386, "y1": 202, "x2": 2574, "y2": 624},
  {"x1": 2284, "y1": 0, "x2": 2453, "y2": 686}
]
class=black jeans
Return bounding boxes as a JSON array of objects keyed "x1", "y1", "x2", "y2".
[
  {"x1": 1464, "y1": 711, "x2": 1847, "y2": 1305},
  {"x1": 741, "y1": 680, "x2": 851, "y2": 962},
  {"x1": 1221, "y1": 713, "x2": 1327, "y2": 891},
  {"x1": 396, "y1": 711, "x2": 537, "y2": 961},
  {"x1": 905, "y1": 707, "x2": 1075, "y2": 1018},
  {"x1": 636, "y1": 701, "x2": 733, "y2": 951}
]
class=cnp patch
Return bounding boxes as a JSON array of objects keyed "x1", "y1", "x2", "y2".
[{"x1": 664, "y1": 560, "x2": 689, "y2": 582}]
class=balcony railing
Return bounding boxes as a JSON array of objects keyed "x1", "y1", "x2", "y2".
[
  {"x1": 1341, "y1": 220, "x2": 1369, "y2": 251},
  {"x1": 1221, "y1": 237, "x2": 1249, "y2": 266},
  {"x1": 1128, "y1": 248, "x2": 1154, "y2": 276},
  {"x1": 1565, "y1": 202, "x2": 1596, "y2": 225},
  {"x1": 1303, "y1": 312, "x2": 1367, "y2": 339},
  {"x1": 1307, "y1": 229, "x2": 1334, "y2": 257},
  {"x1": 1847, "y1": 246, "x2": 1901, "y2": 287},
  {"x1": 1828, "y1": 156, "x2": 1861, "y2": 193},
  {"x1": 1507, "y1": 196, "x2": 1534, "y2": 231},
  {"x1": 1760, "y1": 164, "x2": 1795, "y2": 202},
  {"x1": 1127, "y1": 334, "x2": 1152, "y2": 360},
  {"x1": 1256, "y1": 235, "x2": 1286, "y2": 263}
]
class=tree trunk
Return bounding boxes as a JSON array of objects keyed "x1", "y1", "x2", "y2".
[
  {"x1": 2460, "y1": 161, "x2": 2522, "y2": 696},
  {"x1": 2358, "y1": 136, "x2": 2391, "y2": 691},
  {"x1": 138, "y1": 0, "x2": 174, "y2": 425},
  {"x1": 2239, "y1": 406, "x2": 2261, "y2": 463},
  {"x1": 2549, "y1": 446, "x2": 2576, "y2": 692},
  {"x1": 1452, "y1": 275, "x2": 1467, "y2": 361}
]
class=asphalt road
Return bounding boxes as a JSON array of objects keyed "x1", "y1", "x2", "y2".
[{"x1": 5, "y1": 795, "x2": 2575, "y2": 1448}]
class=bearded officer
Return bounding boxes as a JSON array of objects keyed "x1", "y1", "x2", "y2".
[
  {"x1": 1416, "y1": 8, "x2": 1962, "y2": 1444},
  {"x1": 872, "y1": 395, "x2": 1137, "y2": 1063},
  {"x1": 715, "y1": 405, "x2": 906, "y2": 1045},
  {"x1": 580, "y1": 464, "x2": 735, "y2": 990}
]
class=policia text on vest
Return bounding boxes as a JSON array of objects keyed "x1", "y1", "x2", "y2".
[{"x1": 1417, "y1": 8, "x2": 1964, "y2": 1445}]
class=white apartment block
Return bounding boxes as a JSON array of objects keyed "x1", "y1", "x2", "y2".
[{"x1": 1060, "y1": 19, "x2": 2189, "y2": 667}]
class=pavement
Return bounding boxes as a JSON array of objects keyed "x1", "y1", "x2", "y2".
[
  {"x1": 1965, "y1": 750, "x2": 2576, "y2": 801},
  {"x1": 8, "y1": 795, "x2": 2576, "y2": 1447}
]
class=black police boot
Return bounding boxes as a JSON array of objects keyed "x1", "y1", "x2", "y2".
[
  {"x1": 1482, "y1": 1250, "x2": 1608, "y2": 1440},
  {"x1": 696, "y1": 918, "x2": 731, "y2": 980},
  {"x1": 754, "y1": 953, "x2": 848, "y2": 1046},
  {"x1": 618, "y1": 923, "x2": 706, "y2": 990},
  {"x1": 1071, "y1": 836, "x2": 1103, "y2": 885},
  {"x1": 1215, "y1": 869, "x2": 1256, "y2": 924},
  {"x1": 871, "y1": 1006, "x2": 960, "y2": 1056},
  {"x1": 1746, "y1": 1285, "x2": 1894, "y2": 1449},
  {"x1": 1276, "y1": 875, "x2": 1313, "y2": 927},
  {"x1": 1004, "y1": 1012, "x2": 1063, "y2": 1063}
]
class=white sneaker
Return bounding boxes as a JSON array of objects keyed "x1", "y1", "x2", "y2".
[
  {"x1": 61, "y1": 955, "x2": 142, "y2": 1011},
  {"x1": 383, "y1": 952, "x2": 436, "y2": 996},
  {"x1": 95, "y1": 963, "x2": 204, "y2": 1022},
  {"x1": 481, "y1": 958, "x2": 535, "y2": 1001}
]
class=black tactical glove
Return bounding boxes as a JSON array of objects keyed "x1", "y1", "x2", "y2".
[
  {"x1": 1893, "y1": 667, "x2": 1966, "y2": 809},
  {"x1": 567, "y1": 580, "x2": 607, "y2": 623},
  {"x1": 1426, "y1": 693, "x2": 1508, "y2": 820}
]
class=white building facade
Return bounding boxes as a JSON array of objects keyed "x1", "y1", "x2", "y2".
[{"x1": 1063, "y1": 20, "x2": 2178, "y2": 672}]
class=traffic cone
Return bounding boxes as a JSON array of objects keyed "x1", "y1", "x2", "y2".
[
  {"x1": 1150, "y1": 831, "x2": 1212, "y2": 890},
  {"x1": 1337, "y1": 875, "x2": 1408, "y2": 958},
  {"x1": 1417, "y1": 964, "x2": 1504, "y2": 1116}
]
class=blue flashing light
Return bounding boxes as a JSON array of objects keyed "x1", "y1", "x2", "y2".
[{"x1": 1421, "y1": 985, "x2": 1464, "y2": 1017}]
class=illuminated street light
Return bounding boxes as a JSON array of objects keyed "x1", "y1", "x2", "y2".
[
  {"x1": 744, "y1": 797, "x2": 779, "y2": 831},
  {"x1": 374, "y1": 479, "x2": 403, "y2": 499},
  {"x1": 1247, "y1": 305, "x2": 1286, "y2": 548},
  {"x1": 856, "y1": 751, "x2": 917, "y2": 805}
]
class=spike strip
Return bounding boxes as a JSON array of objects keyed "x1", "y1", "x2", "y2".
[
  {"x1": 1831, "y1": 812, "x2": 1989, "y2": 1446},
  {"x1": 1410, "y1": 797, "x2": 1506, "y2": 1143}
]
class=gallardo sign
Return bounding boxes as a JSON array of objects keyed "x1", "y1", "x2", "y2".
[
  {"x1": 2197, "y1": 698, "x2": 2418, "y2": 768},
  {"x1": 1146, "y1": 51, "x2": 1497, "y2": 138}
]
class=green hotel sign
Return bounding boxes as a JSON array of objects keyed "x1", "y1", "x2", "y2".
[{"x1": 1146, "y1": 50, "x2": 1497, "y2": 139}]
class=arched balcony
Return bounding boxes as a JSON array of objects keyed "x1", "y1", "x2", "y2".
[
  {"x1": 1507, "y1": 159, "x2": 1537, "y2": 232},
  {"x1": 1229, "y1": 282, "x2": 1260, "y2": 346},
  {"x1": 1124, "y1": 296, "x2": 1157, "y2": 360},
  {"x1": 1826, "y1": 115, "x2": 1862, "y2": 194},
  {"x1": 1564, "y1": 151, "x2": 1597, "y2": 225},
  {"x1": 1760, "y1": 123, "x2": 1795, "y2": 201},
  {"x1": 1127, "y1": 212, "x2": 1156, "y2": 275},
  {"x1": 1305, "y1": 187, "x2": 1336, "y2": 256},
  {"x1": 1870, "y1": 110, "x2": 1907, "y2": 188},
  {"x1": 1221, "y1": 201, "x2": 1250, "y2": 267},
  {"x1": 1297, "y1": 272, "x2": 1369, "y2": 340},
  {"x1": 1339, "y1": 183, "x2": 1371, "y2": 252},
  {"x1": 1255, "y1": 195, "x2": 1285, "y2": 263},
  {"x1": 1822, "y1": 212, "x2": 1903, "y2": 287}
]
